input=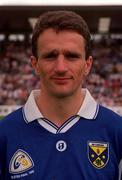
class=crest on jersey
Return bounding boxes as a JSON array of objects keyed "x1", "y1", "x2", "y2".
[
  {"x1": 88, "y1": 141, "x2": 109, "y2": 169},
  {"x1": 9, "y1": 149, "x2": 34, "y2": 174}
]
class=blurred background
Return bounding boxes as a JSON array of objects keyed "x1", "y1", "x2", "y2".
[{"x1": 0, "y1": 1, "x2": 122, "y2": 117}]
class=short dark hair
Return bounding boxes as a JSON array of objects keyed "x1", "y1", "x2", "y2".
[{"x1": 31, "y1": 10, "x2": 91, "y2": 59}]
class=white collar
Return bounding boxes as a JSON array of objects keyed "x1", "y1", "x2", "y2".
[
  {"x1": 23, "y1": 89, "x2": 99, "y2": 123},
  {"x1": 77, "y1": 89, "x2": 99, "y2": 119}
]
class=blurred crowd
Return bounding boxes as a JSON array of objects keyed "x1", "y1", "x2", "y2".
[{"x1": 0, "y1": 36, "x2": 122, "y2": 106}]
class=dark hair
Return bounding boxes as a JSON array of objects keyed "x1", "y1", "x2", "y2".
[{"x1": 32, "y1": 10, "x2": 91, "y2": 59}]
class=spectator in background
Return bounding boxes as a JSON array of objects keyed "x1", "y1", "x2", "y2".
[{"x1": 0, "y1": 10, "x2": 122, "y2": 179}]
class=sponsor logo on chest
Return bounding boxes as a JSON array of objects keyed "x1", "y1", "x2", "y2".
[{"x1": 9, "y1": 149, "x2": 34, "y2": 179}]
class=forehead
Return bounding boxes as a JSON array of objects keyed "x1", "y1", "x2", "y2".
[{"x1": 37, "y1": 28, "x2": 85, "y2": 52}]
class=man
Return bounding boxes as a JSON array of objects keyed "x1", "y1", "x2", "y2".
[{"x1": 0, "y1": 11, "x2": 122, "y2": 180}]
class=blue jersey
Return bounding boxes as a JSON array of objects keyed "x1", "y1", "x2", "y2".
[{"x1": 0, "y1": 89, "x2": 122, "y2": 180}]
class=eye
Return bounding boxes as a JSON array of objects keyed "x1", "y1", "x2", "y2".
[
  {"x1": 65, "y1": 52, "x2": 81, "y2": 61},
  {"x1": 42, "y1": 51, "x2": 58, "y2": 61}
]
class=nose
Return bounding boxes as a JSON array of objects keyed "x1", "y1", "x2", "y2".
[{"x1": 54, "y1": 55, "x2": 68, "y2": 74}]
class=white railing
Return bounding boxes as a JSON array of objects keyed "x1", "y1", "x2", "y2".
[
  {"x1": 107, "y1": 106, "x2": 122, "y2": 116},
  {"x1": 0, "y1": 105, "x2": 21, "y2": 116},
  {"x1": 0, "y1": 105, "x2": 121, "y2": 117}
]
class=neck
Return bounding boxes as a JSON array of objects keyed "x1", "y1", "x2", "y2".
[{"x1": 36, "y1": 90, "x2": 85, "y2": 127}]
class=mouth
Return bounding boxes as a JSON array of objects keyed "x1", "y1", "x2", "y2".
[{"x1": 51, "y1": 77, "x2": 72, "y2": 84}]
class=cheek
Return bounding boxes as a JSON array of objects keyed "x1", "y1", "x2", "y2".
[
  {"x1": 39, "y1": 65, "x2": 53, "y2": 79},
  {"x1": 77, "y1": 63, "x2": 86, "y2": 77},
  {"x1": 37, "y1": 63, "x2": 48, "y2": 77},
  {"x1": 39, "y1": 62, "x2": 54, "y2": 75},
  {"x1": 80, "y1": 61, "x2": 91, "y2": 77},
  {"x1": 39, "y1": 69, "x2": 46, "y2": 77}
]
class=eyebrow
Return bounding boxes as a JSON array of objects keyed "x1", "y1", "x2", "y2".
[
  {"x1": 40, "y1": 49, "x2": 82, "y2": 58},
  {"x1": 39, "y1": 49, "x2": 58, "y2": 58}
]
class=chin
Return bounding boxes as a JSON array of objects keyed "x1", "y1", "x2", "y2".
[{"x1": 51, "y1": 90, "x2": 75, "y2": 98}]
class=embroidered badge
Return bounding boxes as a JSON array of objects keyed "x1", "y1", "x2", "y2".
[
  {"x1": 9, "y1": 149, "x2": 34, "y2": 174},
  {"x1": 88, "y1": 141, "x2": 109, "y2": 169}
]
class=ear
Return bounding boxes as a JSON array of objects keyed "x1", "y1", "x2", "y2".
[
  {"x1": 31, "y1": 56, "x2": 40, "y2": 75},
  {"x1": 84, "y1": 56, "x2": 93, "y2": 76}
]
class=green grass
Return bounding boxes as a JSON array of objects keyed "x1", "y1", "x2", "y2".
[{"x1": 0, "y1": 116, "x2": 4, "y2": 120}]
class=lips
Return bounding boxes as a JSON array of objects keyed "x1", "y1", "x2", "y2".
[
  {"x1": 51, "y1": 77, "x2": 72, "y2": 84},
  {"x1": 52, "y1": 77, "x2": 70, "y2": 80}
]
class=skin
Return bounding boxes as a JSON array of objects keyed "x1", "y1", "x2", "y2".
[{"x1": 31, "y1": 28, "x2": 93, "y2": 126}]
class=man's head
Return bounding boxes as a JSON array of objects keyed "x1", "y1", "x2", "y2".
[
  {"x1": 31, "y1": 10, "x2": 93, "y2": 98},
  {"x1": 31, "y1": 10, "x2": 91, "y2": 59}
]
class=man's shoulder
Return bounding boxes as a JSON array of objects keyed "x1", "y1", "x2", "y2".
[
  {"x1": 98, "y1": 105, "x2": 122, "y2": 124},
  {"x1": 0, "y1": 107, "x2": 24, "y2": 133}
]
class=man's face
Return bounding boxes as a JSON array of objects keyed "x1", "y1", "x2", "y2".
[{"x1": 31, "y1": 28, "x2": 93, "y2": 98}]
